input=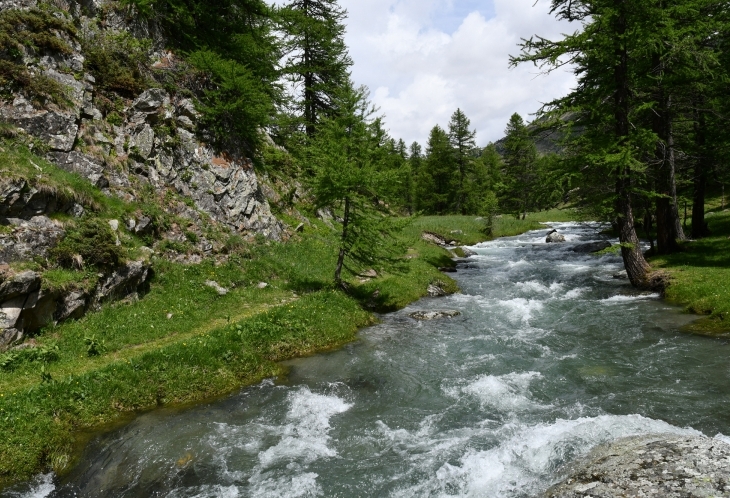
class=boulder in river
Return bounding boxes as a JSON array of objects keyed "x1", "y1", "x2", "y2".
[
  {"x1": 427, "y1": 283, "x2": 447, "y2": 297},
  {"x1": 572, "y1": 241, "x2": 612, "y2": 253},
  {"x1": 546, "y1": 230, "x2": 566, "y2": 243},
  {"x1": 409, "y1": 310, "x2": 460, "y2": 320},
  {"x1": 544, "y1": 434, "x2": 730, "y2": 498}
]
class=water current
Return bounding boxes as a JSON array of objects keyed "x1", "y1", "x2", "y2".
[{"x1": 7, "y1": 222, "x2": 730, "y2": 498}]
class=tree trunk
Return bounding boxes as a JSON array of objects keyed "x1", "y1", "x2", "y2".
[
  {"x1": 653, "y1": 70, "x2": 683, "y2": 254},
  {"x1": 303, "y1": 0, "x2": 315, "y2": 137},
  {"x1": 692, "y1": 107, "x2": 709, "y2": 238},
  {"x1": 334, "y1": 196, "x2": 351, "y2": 288},
  {"x1": 666, "y1": 96, "x2": 686, "y2": 242},
  {"x1": 614, "y1": 0, "x2": 651, "y2": 287}
]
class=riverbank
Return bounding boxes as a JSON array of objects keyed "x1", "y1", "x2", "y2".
[
  {"x1": 0, "y1": 210, "x2": 572, "y2": 488},
  {"x1": 649, "y1": 208, "x2": 730, "y2": 336}
]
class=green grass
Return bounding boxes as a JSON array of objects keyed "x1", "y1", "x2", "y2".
[
  {"x1": 650, "y1": 208, "x2": 730, "y2": 336},
  {"x1": 0, "y1": 218, "x2": 465, "y2": 487}
]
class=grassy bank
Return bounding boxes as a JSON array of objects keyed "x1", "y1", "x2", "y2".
[{"x1": 650, "y1": 206, "x2": 730, "y2": 336}]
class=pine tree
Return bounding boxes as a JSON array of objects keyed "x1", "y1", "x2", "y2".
[
  {"x1": 448, "y1": 109, "x2": 477, "y2": 214},
  {"x1": 500, "y1": 113, "x2": 538, "y2": 219},
  {"x1": 512, "y1": 0, "x2": 653, "y2": 287},
  {"x1": 279, "y1": 0, "x2": 353, "y2": 137},
  {"x1": 307, "y1": 82, "x2": 401, "y2": 287},
  {"x1": 417, "y1": 126, "x2": 455, "y2": 214}
]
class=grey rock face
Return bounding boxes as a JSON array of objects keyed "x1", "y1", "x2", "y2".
[
  {"x1": 545, "y1": 434, "x2": 730, "y2": 498},
  {"x1": 0, "y1": 271, "x2": 41, "y2": 301},
  {"x1": 91, "y1": 261, "x2": 152, "y2": 309},
  {"x1": 409, "y1": 310, "x2": 461, "y2": 321},
  {"x1": 0, "y1": 327, "x2": 23, "y2": 351},
  {"x1": 49, "y1": 151, "x2": 109, "y2": 189},
  {"x1": 0, "y1": 216, "x2": 65, "y2": 263},
  {"x1": 55, "y1": 290, "x2": 88, "y2": 322},
  {"x1": 132, "y1": 88, "x2": 171, "y2": 112},
  {"x1": 0, "y1": 178, "x2": 76, "y2": 219},
  {"x1": 0, "y1": 295, "x2": 26, "y2": 330},
  {"x1": 573, "y1": 241, "x2": 612, "y2": 253}
]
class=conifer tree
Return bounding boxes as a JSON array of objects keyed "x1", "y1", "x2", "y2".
[
  {"x1": 512, "y1": 0, "x2": 653, "y2": 287},
  {"x1": 418, "y1": 126, "x2": 455, "y2": 214},
  {"x1": 279, "y1": 0, "x2": 353, "y2": 137},
  {"x1": 307, "y1": 82, "x2": 401, "y2": 288},
  {"x1": 448, "y1": 109, "x2": 477, "y2": 214},
  {"x1": 500, "y1": 113, "x2": 538, "y2": 219}
]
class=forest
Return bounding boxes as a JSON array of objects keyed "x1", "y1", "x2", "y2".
[{"x1": 112, "y1": 0, "x2": 730, "y2": 289}]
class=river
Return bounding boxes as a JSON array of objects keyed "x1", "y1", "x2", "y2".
[{"x1": 6, "y1": 222, "x2": 730, "y2": 497}]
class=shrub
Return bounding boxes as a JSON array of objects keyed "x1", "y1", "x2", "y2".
[
  {"x1": 81, "y1": 29, "x2": 152, "y2": 96},
  {"x1": 49, "y1": 218, "x2": 125, "y2": 270}
]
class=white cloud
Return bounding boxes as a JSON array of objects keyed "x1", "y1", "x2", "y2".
[{"x1": 339, "y1": 0, "x2": 577, "y2": 146}]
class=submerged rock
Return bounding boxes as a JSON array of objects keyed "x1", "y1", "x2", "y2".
[
  {"x1": 409, "y1": 310, "x2": 461, "y2": 321},
  {"x1": 573, "y1": 241, "x2": 611, "y2": 253},
  {"x1": 544, "y1": 434, "x2": 730, "y2": 498}
]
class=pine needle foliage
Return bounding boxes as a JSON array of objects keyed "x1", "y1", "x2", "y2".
[{"x1": 307, "y1": 82, "x2": 406, "y2": 287}]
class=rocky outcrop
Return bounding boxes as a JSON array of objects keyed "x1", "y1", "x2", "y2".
[
  {"x1": 0, "y1": 261, "x2": 153, "y2": 351},
  {"x1": 0, "y1": 2, "x2": 283, "y2": 241},
  {"x1": 546, "y1": 230, "x2": 566, "y2": 243},
  {"x1": 0, "y1": 216, "x2": 65, "y2": 263},
  {"x1": 545, "y1": 434, "x2": 730, "y2": 498},
  {"x1": 573, "y1": 241, "x2": 612, "y2": 253},
  {"x1": 409, "y1": 310, "x2": 460, "y2": 320}
]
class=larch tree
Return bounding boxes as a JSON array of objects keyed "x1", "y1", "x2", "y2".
[
  {"x1": 418, "y1": 126, "x2": 455, "y2": 214},
  {"x1": 512, "y1": 0, "x2": 654, "y2": 288},
  {"x1": 307, "y1": 82, "x2": 401, "y2": 288},
  {"x1": 501, "y1": 113, "x2": 538, "y2": 220},
  {"x1": 279, "y1": 0, "x2": 353, "y2": 137},
  {"x1": 448, "y1": 109, "x2": 477, "y2": 214}
]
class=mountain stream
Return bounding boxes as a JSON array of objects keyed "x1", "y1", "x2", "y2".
[{"x1": 7, "y1": 222, "x2": 730, "y2": 497}]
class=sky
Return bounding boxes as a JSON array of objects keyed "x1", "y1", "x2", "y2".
[{"x1": 334, "y1": 0, "x2": 578, "y2": 147}]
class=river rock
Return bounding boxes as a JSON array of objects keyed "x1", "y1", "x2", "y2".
[
  {"x1": 409, "y1": 310, "x2": 460, "y2": 321},
  {"x1": 422, "y1": 232, "x2": 448, "y2": 246},
  {"x1": 546, "y1": 230, "x2": 566, "y2": 243},
  {"x1": 461, "y1": 247, "x2": 478, "y2": 257},
  {"x1": 544, "y1": 434, "x2": 730, "y2": 498},
  {"x1": 427, "y1": 283, "x2": 447, "y2": 297},
  {"x1": 572, "y1": 241, "x2": 612, "y2": 253},
  {"x1": 613, "y1": 270, "x2": 628, "y2": 280}
]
